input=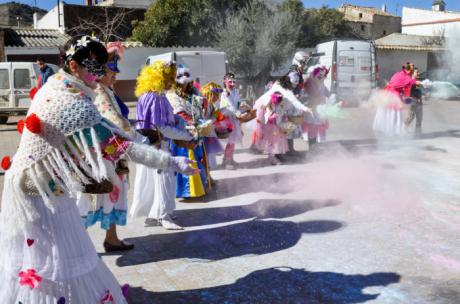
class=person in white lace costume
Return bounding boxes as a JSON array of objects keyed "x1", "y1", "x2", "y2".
[
  {"x1": 80, "y1": 45, "x2": 137, "y2": 252},
  {"x1": 0, "y1": 35, "x2": 197, "y2": 304}
]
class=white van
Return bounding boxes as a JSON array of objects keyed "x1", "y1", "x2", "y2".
[
  {"x1": 0, "y1": 62, "x2": 58, "y2": 123},
  {"x1": 309, "y1": 39, "x2": 377, "y2": 104},
  {"x1": 145, "y1": 51, "x2": 227, "y2": 86}
]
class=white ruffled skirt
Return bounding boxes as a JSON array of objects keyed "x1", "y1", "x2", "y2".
[
  {"x1": 130, "y1": 164, "x2": 176, "y2": 219},
  {"x1": 372, "y1": 106, "x2": 405, "y2": 136},
  {"x1": 0, "y1": 190, "x2": 126, "y2": 303}
]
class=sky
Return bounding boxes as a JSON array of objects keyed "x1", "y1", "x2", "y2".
[{"x1": 1, "y1": 0, "x2": 460, "y2": 15}]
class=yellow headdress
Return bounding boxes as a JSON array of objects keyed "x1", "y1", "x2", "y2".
[
  {"x1": 200, "y1": 82, "x2": 223, "y2": 103},
  {"x1": 135, "y1": 60, "x2": 176, "y2": 97}
]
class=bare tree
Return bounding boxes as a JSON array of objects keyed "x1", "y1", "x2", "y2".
[
  {"x1": 67, "y1": 7, "x2": 136, "y2": 43},
  {"x1": 420, "y1": 28, "x2": 446, "y2": 47}
]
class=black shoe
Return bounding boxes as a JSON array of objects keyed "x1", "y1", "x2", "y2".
[
  {"x1": 249, "y1": 144, "x2": 263, "y2": 155},
  {"x1": 103, "y1": 241, "x2": 134, "y2": 252}
]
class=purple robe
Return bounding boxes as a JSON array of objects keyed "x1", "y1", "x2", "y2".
[{"x1": 136, "y1": 92, "x2": 175, "y2": 129}]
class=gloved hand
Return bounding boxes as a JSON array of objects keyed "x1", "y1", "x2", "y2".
[{"x1": 170, "y1": 156, "x2": 201, "y2": 176}]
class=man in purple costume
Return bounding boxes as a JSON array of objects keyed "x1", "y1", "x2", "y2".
[{"x1": 130, "y1": 61, "x2": 195, "y2": 230}]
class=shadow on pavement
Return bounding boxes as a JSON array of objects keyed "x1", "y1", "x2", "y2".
[
  {"x1": 209, "y1": 172, "x2": 306, "y2": 199},
  {"x1": 175, "y1": 198, "x2": 341, "y2": 227},
  {"x1": 115, "y1": 219, "x2": 344, "y2": 266},
  {"x1": 128, "y1": 267, "x2": 400, "y2": 304}
]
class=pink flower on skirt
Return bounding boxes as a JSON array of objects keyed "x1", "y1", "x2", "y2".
[
  {"x1": 18, "y1": 269, "x2": 42, "y2": 289},
  {"x1": 101, "y1": 289, "x2": 114, "y2": 303},
  {"x1": 109, "y1": 185, "x2": 120, "y2": 203}
]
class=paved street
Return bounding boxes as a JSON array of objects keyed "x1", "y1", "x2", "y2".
[{"x1": 1, "y1": 100, "x2": 459, "y2": 303}]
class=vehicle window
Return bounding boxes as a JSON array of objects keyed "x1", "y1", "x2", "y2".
[
  {"x1": 0, "y1": 69, "x2": 9, "y2": 89},
  {"x1": 14, "y1": 69, "x2": 31, "y2": 89}
]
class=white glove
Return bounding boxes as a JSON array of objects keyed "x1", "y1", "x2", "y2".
[{"x1": 170, "y1": 156, "x2": 201, "y2": 176}]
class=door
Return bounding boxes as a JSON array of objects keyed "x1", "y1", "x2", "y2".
[
  {"x1": 13, "y1": 63, "x2": 33, "y2": 108},
  {"x1": 201, "y1": 52, "x2": 226, "y2": 85},
  {"x1": 0, "y1": 64, "x2": 12, "y2": 108},
  {"x1": 178, "y1": 53, "x2": 203, "y2": 84},
  {"x1": 337, "y1": 50, "x2": 372, "y2": 99}
]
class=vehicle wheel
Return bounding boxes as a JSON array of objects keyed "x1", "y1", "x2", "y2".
[{"x1": 0, "y1": 115, "x2": 8, "y2": 124}]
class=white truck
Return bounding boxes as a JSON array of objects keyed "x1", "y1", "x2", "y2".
[
  {"x1": 309, "y1": 39, "x2": 378, "y2": 105},
  {"x1": 145, "y1": 51, "x2": 227, "y2": 86},
  {"x1": 0, "y1": 62, "x2": 58, "y2": 123}
]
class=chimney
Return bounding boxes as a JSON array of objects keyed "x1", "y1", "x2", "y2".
[
  {"x1": 432, "y1": 1, "x2": 446, "y2": 12},
  {"x1": 33, "y1": 12, "x2": 38, "y2": 29},
  {"x1": 381, "y1": 3, "x2": 387, "y2": 13},
  {"x1": 86, "y1": 0, "x2": 92, "y2": 5}
]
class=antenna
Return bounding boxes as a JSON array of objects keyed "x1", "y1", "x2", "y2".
[{"x1": 395, "y1": 2, "x2": 400, "y2": 15}]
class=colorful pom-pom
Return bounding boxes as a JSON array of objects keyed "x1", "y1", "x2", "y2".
[
  {"x1": 25, "y1": 114, "x2": 42, "y2": 134},
  {"x1": 29, "y1": 87, "x2": 38, "y2": 100},
  {"x1": 17, "y1": 119, "x2": 25, "y2": 134},
  {"x1": 1, "y1": 156, "x2": 11, "y2": 170}
]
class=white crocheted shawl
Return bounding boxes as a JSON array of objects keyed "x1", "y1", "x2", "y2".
[{"x1": 2, "y1": 71, "x2": 127, "y2": 237}]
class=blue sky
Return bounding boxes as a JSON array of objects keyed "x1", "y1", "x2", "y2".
[{"x1": 1, "y1": 0, "x2": 460, "y2": 15}]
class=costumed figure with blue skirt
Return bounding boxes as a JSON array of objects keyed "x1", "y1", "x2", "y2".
[
  {"x1": 166, "y1": 66, "x2": 212, "y2": 199},
  {"x1": 77, "y1": 41, "x2": 137, "y2": 252}
]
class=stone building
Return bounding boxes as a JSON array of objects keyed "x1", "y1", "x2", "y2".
[{"x1": 338, "y1": 4, "x2": 401, "y2": 40}]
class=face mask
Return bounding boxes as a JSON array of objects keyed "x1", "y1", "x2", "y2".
[
  {"x1": 83, "y1": 72, "x2": 97, "y2": 84},
  {"x1": 271, "y1": 93, "x2": 283, "y2": 105},
  {"x1": 81, "y1": 58, "x2": 106, "y2": 78}
]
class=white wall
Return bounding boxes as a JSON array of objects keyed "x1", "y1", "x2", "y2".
[
  {"x1": 377, "y1": 49, "x2": 428, "y2": 82},
  {"x1": 96, "y1": 0, "x2": 153, "y2": 9},
  {"x1": 37, "y1": 3, "x2": 64, "y2": 30},
  {"x1": 402, "y1": 7, "x2": 460, "y2": 37}
]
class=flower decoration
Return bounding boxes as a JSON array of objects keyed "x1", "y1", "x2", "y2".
[
  {"x1": 1, "y1": 156, "x2": 11, "y2": 171},
  {"x1": 104, "y1": 144, "x2": 117, "y2": 156},
  {"x1": 109, "y1": 185, "x2": 119, "y2": 203},
  {"x1": 26, "y1": 239, "x2": 34, "y2": 247},
  {"x1": 17, "y1": 119, "x2": 25, "y2": 134},
  {"x1": 25, "y1": 114, "x2": 42, "y2": 134},
  {"x1": 18, "y1": 269, "x2": 42, "y2": 289},
  {"x1": 100, "y1": 289, "x2": 114, "y2": 304}
]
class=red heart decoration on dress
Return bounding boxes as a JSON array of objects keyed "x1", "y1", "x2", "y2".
[{"x1": 26, "y1": 239, "x2": 34, "y2": 247}]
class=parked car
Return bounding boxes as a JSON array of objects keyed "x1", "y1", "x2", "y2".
[
  {"x1": 308, "y1": 39, "x2": 378, "y2": 105},
  {"x1": 0, "y1": 62, "x2": 58, "y2": 124},
  {"x1": 145, "y1": 51, "x2": 227, "y2": 87}
]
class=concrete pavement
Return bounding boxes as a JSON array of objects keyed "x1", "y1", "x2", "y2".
[{"x1": 1, "y1": 100, "x2": 459, "y2": 303}]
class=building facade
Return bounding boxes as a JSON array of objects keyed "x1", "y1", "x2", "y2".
[
  {"x1": 95, "y1": 0, "x2": 154, "y2": 9},
  {"x1": 338, "y1": 4, "x2": 401, "y2": 40},
  {"x1": 375, "y1": 33, "x2": 446, "y2": 82},
  {"x1": 402, "y1": 1, "x2": 460, "y2": 37}
]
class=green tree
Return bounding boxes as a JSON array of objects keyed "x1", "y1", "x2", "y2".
[
  {"x1": 297, "y1": 6, "x2": 352, "y2": 48},
  {"x1": 218, "y1": 0, "x2": 301, "y2": 94},
  {"x1": 131, "y1": 0, "x2": 247, "y2": 46}
]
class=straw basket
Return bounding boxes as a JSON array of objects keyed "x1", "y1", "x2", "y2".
[
  {"x1": 237, "y1": 111, "x2": 256, "y2": 123},
  {"x1": 288, "y1": 115, "x2": 305, "y2": 125},
  {"x1": 174, "y1": 140, "x2": 198, "y2": 150},
  {"x1": 215, "y1": 128, "x2": 231, "y2": 139},
  {"x1": 137, "y1": 128, "x2": 163, "y2": 146},
  {"x1": 83, "y1": 179, "x2": 114, "y2": 194},
  {"x1": 280, "y1": 121, "x2": 297, "y2": 135}
]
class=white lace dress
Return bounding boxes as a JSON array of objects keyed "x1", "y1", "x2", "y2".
[{"x1": 0, "y1": 72, "x2": 172, "y2": 303}]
